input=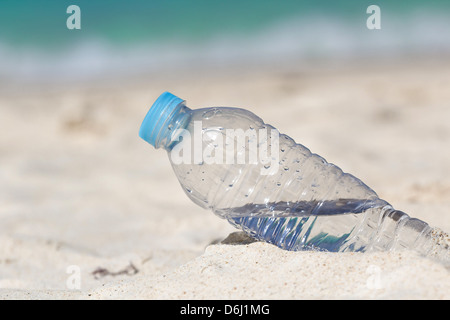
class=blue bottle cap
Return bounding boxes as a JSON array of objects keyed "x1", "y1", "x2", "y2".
[{"x1": 139, "y1": 92, "x2": 185, "y2": 148}]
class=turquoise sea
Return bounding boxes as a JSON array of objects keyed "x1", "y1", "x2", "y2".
[{"x1": 1, "y1": 0, "x2": 449, "y2": 81}]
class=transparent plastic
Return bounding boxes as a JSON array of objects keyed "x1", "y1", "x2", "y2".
[{"x1": 140, "y1": 92, "x2": 449, "y2": 263}]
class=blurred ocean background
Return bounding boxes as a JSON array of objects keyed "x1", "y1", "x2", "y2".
[{"x1": 0, "y1": 0, "x2": 450, "y2": 82}]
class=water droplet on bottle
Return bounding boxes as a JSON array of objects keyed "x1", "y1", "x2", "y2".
[
  {"x1": 276, "y1": 182, "x2": 281, "y2": 187},
  {"x1": 284, "y1": 166, "x2": 289, "y2": 171},
  {"x1": 202, "y1": 109, "x2": 221, "y2": 119}
]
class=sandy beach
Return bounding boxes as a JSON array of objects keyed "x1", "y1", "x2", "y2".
[{"x1": 0, "y1": 57, "x2": 449, "y2": 299}]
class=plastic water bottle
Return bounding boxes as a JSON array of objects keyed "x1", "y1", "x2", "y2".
[{"x1": 139, "y1": 92, "x2": 449, "y2": 262}]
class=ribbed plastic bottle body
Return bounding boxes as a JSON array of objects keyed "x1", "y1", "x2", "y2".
[
  {"x1": 166, "y1": 106, "x2": 421, "y2": 253},
  {"x1": 140, "y1": 92, "x2": 447, "y2": 259}
]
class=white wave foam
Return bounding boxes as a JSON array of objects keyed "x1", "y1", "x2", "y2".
[{"x1": 1, "y1": 11, "x2": 450, "y2": 83}]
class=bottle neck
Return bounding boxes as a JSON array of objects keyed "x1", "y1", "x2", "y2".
[{"x1": 157, "y1": 105, "x2": 191, "y2": 150}]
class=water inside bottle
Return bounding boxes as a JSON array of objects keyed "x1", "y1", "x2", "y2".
[{"x1": 217, "y1": 198, "x2": 388, "y2": 252}]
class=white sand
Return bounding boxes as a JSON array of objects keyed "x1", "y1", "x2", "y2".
[{"x1": 0, "y1": 58, "x2": 449, "y2": 299}]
